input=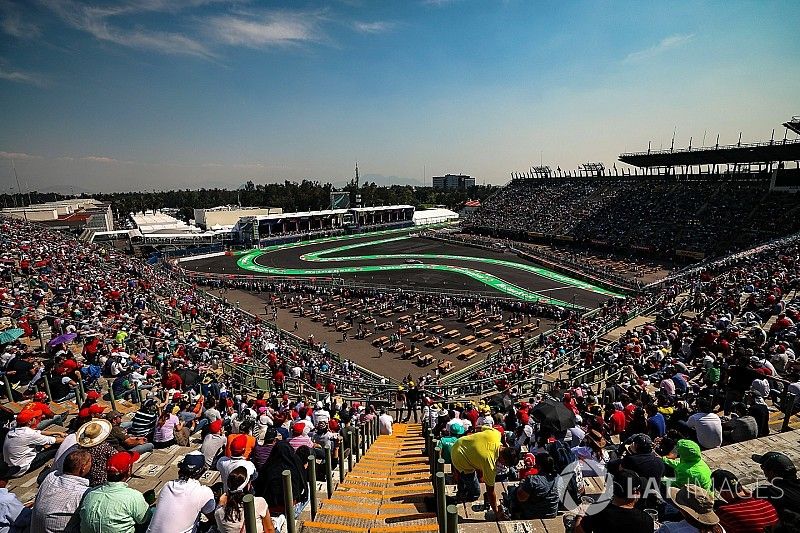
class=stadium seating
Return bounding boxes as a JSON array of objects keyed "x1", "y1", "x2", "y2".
[{"x1": 464, "y1": 176, "x2": 800, "y2": 258}]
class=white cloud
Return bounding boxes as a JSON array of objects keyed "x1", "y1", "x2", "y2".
[
  {"x1": 43, "y1": 0, "x2": 215, "y2": 58},
  {"x1": 81, "y1": 155, "x2": 132, "y2": 164},
  {"x1": 0, "y1": 151, "x2": 42, "y2": 160},
  {"x1": 421, "y1": 0, "x2": 460, "y2": 6},
  {"x1": 0, "y1": 66, "x2": 46, "y2": 86},
  {"x1": 201, "y1": 161, "x2": 266, "y2": 169},
  {"x1": 353, "y1": 21, "x2": 394, "y2": 34},
  {"x1": 0, "y1": 0, "x2": 40, "y2": 38},
  {"x1": 207, "y1": 11, "x2": 324, "y2": 48},
  {"x1": 624, "y1": 33, "x2": 695, "y2": 63}
]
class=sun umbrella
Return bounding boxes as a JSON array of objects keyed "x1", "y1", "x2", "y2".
[
  {"x1": 48, "y1": 332, "x2": 77, "y2": 346},
  {"x1": 0, "y1": 328, "x2": 24, "y2": 345},
  {"x1": 175, "y1": 368, "x2": 201, "y2": 389},
  {"x1": 530, "y1": 397, "x2": 576, "y2": 432}
]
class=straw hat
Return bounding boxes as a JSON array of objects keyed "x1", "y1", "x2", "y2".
[{"x1": 77, "y1": 419, "x2": 112, "y2": 448}]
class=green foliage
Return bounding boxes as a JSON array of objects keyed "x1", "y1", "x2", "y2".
[{"x1": 2, "y1": 182, "x2": 497, "y2": 222}]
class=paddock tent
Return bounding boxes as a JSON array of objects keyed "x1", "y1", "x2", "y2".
[{"x1": 412, "y1": 208, "x2": 458, "y2": 226}]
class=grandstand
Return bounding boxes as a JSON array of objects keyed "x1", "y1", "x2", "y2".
[{"x1": 465, "y1": 122, "x2": 800, "y2": 262}]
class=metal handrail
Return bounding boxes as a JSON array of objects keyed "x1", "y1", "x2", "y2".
[{"x1": 620, "y1": 137, "x2": 800, "y2": 157}]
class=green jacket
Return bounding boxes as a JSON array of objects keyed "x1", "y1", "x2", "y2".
[{"x1": 662, "y1": 439, "x2": 712, "y2": 491}]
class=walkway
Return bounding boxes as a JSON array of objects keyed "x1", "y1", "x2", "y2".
[{"x1": 301, "y1": 423, "x2": 437, "y2": 533}]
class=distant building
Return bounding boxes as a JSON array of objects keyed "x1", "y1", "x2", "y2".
[
  {"x1": 460, "y1": 199, "x2": 481, "y2": 216},
  {"x1": 432, "y1": 174, "x2": 475, "y2": 190},
  {"x1": 193, "y1": 206, "x2": 282, "y2": 230},
  {"x1": 1, "y1": 199, "x2": 113, "y2": 233}
]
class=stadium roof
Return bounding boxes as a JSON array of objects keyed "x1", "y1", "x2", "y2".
[{"x1": 619, "y1": 138, "x2": 800, "y2": 167}]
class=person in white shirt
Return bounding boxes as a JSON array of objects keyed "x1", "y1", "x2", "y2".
[
  {"x1": 685, "y1": 402, "x2": 723, "y2": 450},
  {"x1": 147, "y1": 451, "x2": 216, "y2": 533},
  {"x1": 3, "y1": 409, "x2": 64, "y2": 477},
  {"x1": 751, "y1": 377, "x2": 771, "y2": 399},
  {"x1": 312, "y1": 403, "x2": 330, "y2": 427},
  {"x1": 378, "y1": 409, "x2": 393, "y2": 435},
  {"x1": 216, "y1": 437, "x2": 257, "y2": 492}
]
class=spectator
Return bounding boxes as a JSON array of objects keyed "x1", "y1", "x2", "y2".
[
  {"x1": 378, "y1": 408, "x2": 394, "y2": 435},
  {"x1": 129, "y1": 399, "x2": 159, "y2": 440},
  {"x1": 147, "y1": 451, "x2": 216, "y2": 533},
  {"x1": 105, "y1": 411, "x2": 154, "y2": 454},
  {"x1": 611, "y1": 433, "x2": 664, "y2": 509},
  {"x1": 216, "y1": 435, "x2": 257, "y2": 492},
  {"x1": 721, "y1": 403, "x2": 758, "y2": 444},
  {"x1": 251, "y1": 427, "x2": 278, "y2": 470},
  {"x1": 509, "y1": 452, "x2": 560, "y2": 520},
  {"x1": 153, "y1": 407, "x2": 182, "y2": 449},
  {"x1": 576, "y1": 469, "x2": 654, "y2": 532},
  {"x1": 0, "y1": 468, "x2": 31, "y2": 532},
  {"x1": 255, "y1": 440, "x2": 308, "y2": 518},
  {"x1": 215, "y1": 466, "x2": 276, "y2": 533},
  {"x1": 3, "y1": 409, "x2": 65, "y2": 477},
  {"x1": 76, "y1": 419, "x2": 116, "y2": 487},
  {"x1": 225, "y1": 421, "x2": 256, "y2": 459},
  {"x1": 79, "y1": 451, "x2": 151, "y2": 533},
  {"x1": 287, "y1": 422, "x2": 313, "y2": 451},
  {"x1": 31, "y1": 449, "x2": 92, "y2": 533},
  {"x1": 661, "y1": 439, "x2": 712, "y2": 491},
  {"x1": 657, "y1": 484, "x2": 721, "y2": 533},
  {"x1": 710, "y1": 469, "x2": 778, "y2": 533},
  {"x1": 449, "y1": 428, "x2": 518, "y2": 519},
  {"x1": 200, "y1": 419, "x2": 226, "y2": 468},
  {"x1": 751, "y1": 452, "x2": 800, "y2": 516}
]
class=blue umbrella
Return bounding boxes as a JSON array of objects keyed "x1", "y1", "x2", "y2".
[
  {"x1": 48, "y1": 332, "x2": 77, "y2": 346},
  {"x1": 0, "y1": 328, "x2": 24, "y2": 345}
]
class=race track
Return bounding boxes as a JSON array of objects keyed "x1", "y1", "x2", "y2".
[{"x1": 183, "y1": 228, "x2": 621, "y2": 309}]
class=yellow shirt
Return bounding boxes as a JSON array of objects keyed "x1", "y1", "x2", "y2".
[{"x1": 450, "y1": 428, "x2": 502, "y2": 486}]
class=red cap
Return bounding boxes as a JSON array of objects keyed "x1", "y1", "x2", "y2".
[
  {"x1": 79, "y1": 407, "x2": 91, "y2": 418},
  {"x1": 107, "y1": 451, "x2": 141, "y2": 474},
  {"x1": 89, "y1": 404, "x2": 106, "y2": 415},
  {"x1": 86, "y1": 390, "x2": 101, "y2": 400},
  {"x1": 230, "y1": 434, "x2": 248, "y2": 455},
  {"x1": 292, "y1": 422, "x2": 305, "y2": 436},
  {"x1": 328, "y1": 419, "x2": 340, "y2": 432},
  {"x1": 33, "y1": 391, "x2": 48, "y2": 402},
  {"x1": 173, "y1": 392, "x2": 182, "y2": 401},
  {"x1": 16, "y1": 409, "x2": 42, "y2": 425},
  {"x1": 209, "y1": 419, "x2": 223, "y2": 434}
]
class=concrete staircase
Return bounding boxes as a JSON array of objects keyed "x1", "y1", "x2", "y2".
[{"x1": 301, "y1": 423, "x2": 437, "y2": 533}]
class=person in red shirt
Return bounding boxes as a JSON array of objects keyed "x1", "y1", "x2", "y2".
[
  {"x1": 712, "y1": 469, "x2": 778, "y2": 533},
  {"x1": 273, "y1": 369, "x2": 285, "y2": 391},
  {"x1": 25, "y1": 392, "x2": 65, "y2": 430},
  {"x1": 608, "y1": 403, "x2": 627, "y2": 436},
  {"x1": 162, "y1": 368, "x2": 183, "y2": 391}
]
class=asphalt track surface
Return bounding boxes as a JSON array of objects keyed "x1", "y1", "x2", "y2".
[{"x1": 183, "y1": 229, "x2": 616, "y2": 309}]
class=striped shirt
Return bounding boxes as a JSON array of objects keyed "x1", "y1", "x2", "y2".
[
  {"x1": 716, "y1": 496, "x2": 778, "y2": 533},
  {"x1": 129, "y1": 411, "x2": 157, "y2": 438}
]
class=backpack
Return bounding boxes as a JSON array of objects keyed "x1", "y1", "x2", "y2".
[
  {"x1": 546, "y1": 439, "x2": 583, "y2": 508},
  {"x1": 546, "y1": 439, "x2": 577, "y2": 473}
]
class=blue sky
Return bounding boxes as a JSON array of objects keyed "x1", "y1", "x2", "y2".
[{"x1": 1, "y1": 0, "x2": 799, "y2": 192}]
